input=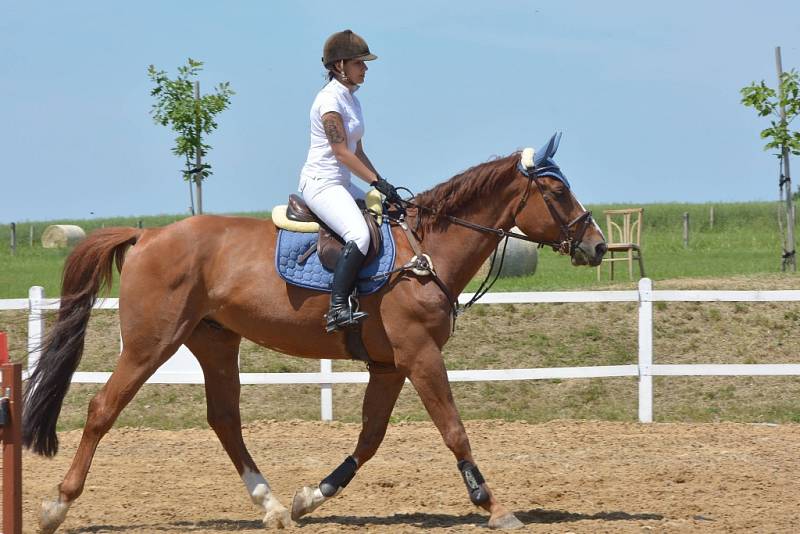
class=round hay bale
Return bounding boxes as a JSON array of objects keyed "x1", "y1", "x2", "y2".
[
  {"x1": 41, "y1": 225, "x2": 86, "y2": 248},
  {"x1": 474, "y1": 227, "x2": 538, "y2": 279}
]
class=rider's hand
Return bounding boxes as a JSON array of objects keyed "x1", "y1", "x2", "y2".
[{"x1": 373, "y1": 176, "x2": 403, "y2": 205}]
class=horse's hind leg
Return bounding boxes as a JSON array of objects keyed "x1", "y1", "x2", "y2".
[
  {"x1": 184, "y1": 321, "x2": 292, "y2": 528},
  {"x1": 291, "y1": 364, "x2": 406, "y2": 520},
  {"x1": 40, "y1": 343, "x2": 174, "y2": 533}
]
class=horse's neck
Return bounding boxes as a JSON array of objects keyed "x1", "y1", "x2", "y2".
[
  {"x1": 425, "y1": 225, "x2": 505, "y2": 296},
  {"x1": 419, "y1": 178, "x2": 523, "y2": 297}
]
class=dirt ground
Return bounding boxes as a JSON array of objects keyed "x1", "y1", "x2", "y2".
[{"x1": 20, "y1": 420, "x2": 800, "y2": 533}]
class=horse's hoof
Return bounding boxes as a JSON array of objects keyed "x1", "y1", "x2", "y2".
[
  {"x1": 263, "y1": 504, "x2": 292, "y2": 529},
  {"x1": 291, "y1": 485, "x2": 327, "y2": 520},
  {"x1": 291, "y1": 487, "x2": 310, "y2": 520},
  {"x1": 40, "y1": 497, "x2": 70, "y2": 534},
  {"x1": 488, "y1": 512, "x2": 524, "y2": 529}
]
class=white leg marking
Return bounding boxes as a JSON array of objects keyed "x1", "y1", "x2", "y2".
[
  {"x1": 291, "y1": 485, "x2": 331, "y2": 520},
  {"x1": 242, "y1": 467, "x2": 272, "y2": 505},
  {"x1": 241, "y1": 467, "x2": 292, "y2": 528},
  {"x1": 40, "y1": 497, "x2": 71, "y2": 534}
]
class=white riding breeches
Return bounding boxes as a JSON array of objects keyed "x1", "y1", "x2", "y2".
[{"x1": 300, "y1": 178, "x2": 370, "y2": 256}]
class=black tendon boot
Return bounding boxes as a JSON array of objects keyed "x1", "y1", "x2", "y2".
[{"x1": 325, "y1": 241, "x2": 369, "y2": 332}]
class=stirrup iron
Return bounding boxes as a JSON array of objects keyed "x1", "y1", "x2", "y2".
[{"x1": 325, "y1": 291, "x2": 368, "y2": 332}]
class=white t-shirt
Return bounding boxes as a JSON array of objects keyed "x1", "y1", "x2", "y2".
[{"x1": 299, "y1": 79, "x2": 364, "y2": 189}]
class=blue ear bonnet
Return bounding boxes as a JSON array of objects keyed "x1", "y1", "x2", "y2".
[{"x1": 517, "y1": 132, "x2": 570, "y2": 189}]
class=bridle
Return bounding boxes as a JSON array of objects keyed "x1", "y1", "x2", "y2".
[
  {"x1": 401, "y1": 157, "x2": 594, "y2": 258},
  {"x1": 514, "y1": 159, "x2": 595, "y2": 256},
  {"x1": 388, "y1": 154, "x2": 595, "y2": 317}
]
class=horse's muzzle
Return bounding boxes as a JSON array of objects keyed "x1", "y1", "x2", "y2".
[{"x1": 572, "y1": 240, "x2": 607, "y2": 267}]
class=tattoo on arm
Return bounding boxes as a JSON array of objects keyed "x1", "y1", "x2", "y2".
[{"x1": 322, "y1": 115, "x2": 346, "y2": 144}]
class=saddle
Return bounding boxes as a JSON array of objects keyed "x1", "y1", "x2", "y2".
[{"x1": 272, "y1": 191, "x2": 384, "y2": 271}]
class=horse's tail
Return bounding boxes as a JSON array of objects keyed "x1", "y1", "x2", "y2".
[{"x1": 22, "y1": 227, "x2": 141, "y2": 457}]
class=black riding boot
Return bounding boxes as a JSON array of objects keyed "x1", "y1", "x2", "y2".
[{"x1": 325, "y1": 241, "x2": 369, "y2": 332}]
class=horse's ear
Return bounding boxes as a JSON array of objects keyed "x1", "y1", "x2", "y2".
[
  {"x1": 543, "y1": 132, "x2": 562, "y2": 157},
  {"x1": 550, "y1": 132, "x2": 562, "y2": 157},
  {"x1": 535, "y1": 132, "x2": 562, "y2": 166}
]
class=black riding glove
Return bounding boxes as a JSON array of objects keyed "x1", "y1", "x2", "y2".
[{"x1": 373, "y1": 177, "x2": 402, "y2": 205}]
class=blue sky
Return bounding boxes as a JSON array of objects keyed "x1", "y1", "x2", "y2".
[{"x1": 1, "y1": 1, "x2": 799, "y2": 223}]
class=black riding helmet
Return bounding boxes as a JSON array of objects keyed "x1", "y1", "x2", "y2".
[{"x1": 322, "y1": 29, "x2": 377, "y2": 67}]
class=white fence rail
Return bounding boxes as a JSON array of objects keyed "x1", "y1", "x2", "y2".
[{"x1": 3, "y1": 280, "x2": 800, "y2": 422}]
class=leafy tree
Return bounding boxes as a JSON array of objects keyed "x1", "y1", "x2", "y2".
[
  {"x1": 148, "y1": 58, "x2": 234, "y2": 214},
  {"x1": 741, "y1": 69, "x2": 800, "y2": 156},
  {"x1": 741, "y1": 67, "x2": 799, "y2": 271}
]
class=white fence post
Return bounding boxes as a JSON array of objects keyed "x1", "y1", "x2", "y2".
[
  {"x1": 27, "y1": 286, "x2": 45, "y2": 374},
  {"x1": 638, "y1": 278, "x2": 654, "y2": 423},
  {"x1": 320, "y1": 359, "x2": 333, "y2": 421}
]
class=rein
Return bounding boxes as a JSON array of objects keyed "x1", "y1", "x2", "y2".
[
  {"x1": 394, "y1": 199, "x2": 521, "y2": 314},
  {"x1": 402, "y1": 199, "x2": 540, "y2": 245}
]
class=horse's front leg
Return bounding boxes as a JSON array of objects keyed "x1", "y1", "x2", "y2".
[
  {"x1": 186, "y1": 324, "x2": 291, "y2": 529},
  {"x1": 404, "y1": 343, "x2": 523, "y2": 529},
  {"x1": 291, "y1": 364, "x2": 406, "y2": 520}
]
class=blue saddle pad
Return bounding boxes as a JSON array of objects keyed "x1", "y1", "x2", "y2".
[{"x1": 276, "y1": 222, "x2": 396, "y2": 295}]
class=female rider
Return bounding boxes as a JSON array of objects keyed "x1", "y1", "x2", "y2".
[{"x1": 298, "y1": 29, "x2": 401, "y2": 333}]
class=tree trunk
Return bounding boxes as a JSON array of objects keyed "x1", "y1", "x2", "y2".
[
  {"x1": 776, "y1": 47, "x2": 796, "y2": 271},
  {"x1": 195, "y1": 81, "x2": 203, "y2": 215}
]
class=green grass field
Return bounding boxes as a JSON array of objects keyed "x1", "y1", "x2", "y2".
[
  {"x1": 0, "y1": 212, "x2": 270, "y2": 298},
  {"x1": 0, "y1": 202, "x2": 794, "y2": 297},
  {"x1": 2, "y1": 202, "x2": 799, "y2": 429}
]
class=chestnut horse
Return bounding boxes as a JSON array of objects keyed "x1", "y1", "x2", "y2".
[{"x1": 23, "y1": 142, "x2": 606, "y2": 532}]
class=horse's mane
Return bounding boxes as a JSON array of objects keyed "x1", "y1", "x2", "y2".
[{"x1": 413, "y1": 152, "x2": 520, "y2": 230}]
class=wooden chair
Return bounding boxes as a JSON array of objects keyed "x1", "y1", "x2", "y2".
[{"x1": 597, "y1": 208, "x2": 645, "y2": 280}]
